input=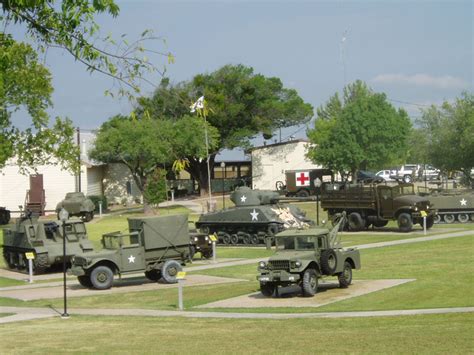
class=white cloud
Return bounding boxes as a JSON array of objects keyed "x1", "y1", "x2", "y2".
[{"x1": 372, "y1": 73, "x2": 468, "y2": 89}]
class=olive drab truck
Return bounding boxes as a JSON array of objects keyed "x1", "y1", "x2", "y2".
[
  {"x1": 321, "y1": 181, "x2": 436, "y2": 232},
  {"x1": 257, "y1": 213, "x2": 361, "y2": 297},
  {"x1": 69, "y1": 214, "x2": 192, "y2": 289}
]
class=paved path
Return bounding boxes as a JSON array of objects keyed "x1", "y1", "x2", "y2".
[{"x1": 1, "y1": 306, "x2": 473, "y2": 323}]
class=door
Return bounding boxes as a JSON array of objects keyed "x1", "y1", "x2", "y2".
[
  {"x1": 377, "y1": 186, "x2": 394, "y2": 218},
  {"x1": 119, "y1": 235, "x2": 145, "y2": 272}
]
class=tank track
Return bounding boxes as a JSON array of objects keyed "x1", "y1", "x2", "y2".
[
  {"x1": 2, "y1": 247, "x2": 49, "y2": 274},
  {"x1": 198, "y1": 223, "x2": 283, "y2": 246},
  {"x1": 434, "y1": 211, "x2": 474, "y2": 224}
]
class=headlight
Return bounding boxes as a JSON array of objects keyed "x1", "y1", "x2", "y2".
[
  {"x1": 414, "y1": 206, "x2": 418, "y2": 211},
  {"x1": 194, "y1": 237, "x2": 198, "y2": 242},
  {"x1": 295, "y1": 261, "x2": 302, "y2": 268},
  {"x1": 205, "y1": 236, "x2": 208, "y2": 241},
  {"x1": 71, "y1": 256, "x2": 75, "y2": 263},
  {"x1": 259, "y1": 261, "x2": 267, "y2": 269}
]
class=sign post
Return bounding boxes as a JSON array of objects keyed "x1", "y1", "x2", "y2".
[
  {"x1": 210, "y1": 234, "x2": 218, "y2": 263},
  {"x1": 176, "y1": 271, "x2": 186, "y2": 311},
  {"x1": 25, "y1": 252, "x2": 35, "y2": 283},
  {"x1": 313, "y1": 178, "x2": 322, "y2": 226},
  {"x1": 421, "y1": 211, "x2": 428, "y2": 235}
]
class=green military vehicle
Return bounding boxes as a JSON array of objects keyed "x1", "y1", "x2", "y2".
[
  {"x1": 321, "y1": 181, "x2": 435, "y2": 232},
  {"x1": 69, "y1": 214, "x2": 191, "y2": 289},
  {"x1": 2, "y1": 212, "x2": 94, "y2": 274},
  {"x1": 56, "y1": 192, "x2": 95, "y2": 222},
  {"x1": 189, "y1": 231, "x2": 213, "y2": 259},
  {"x1": 418, "y1": 187, "x2": 474, "y2": 223},
  {"x1": 257, "y1": 214, "x2": 360, "y2": 297}
]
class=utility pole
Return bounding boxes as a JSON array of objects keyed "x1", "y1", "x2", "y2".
[{"x1": 76, "y1": 127, "x2": 81, "y2": 192}]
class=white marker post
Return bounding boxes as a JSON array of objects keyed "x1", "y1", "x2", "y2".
[
  {"x1": 176, "y1": 271, "x2": 186, "y2": 311},
  {"x1": 99, "y1": 201, "x2": 102, "y2": 218},
  {"x1": 421, "y1": 211, "x2": 428, "y2": 235},
  {"x1": 25, "y1": 252, "x2": 35, "y2": 283},
  {"x1": 210, "y1": 234, "x2": 218, "y2": 264}
]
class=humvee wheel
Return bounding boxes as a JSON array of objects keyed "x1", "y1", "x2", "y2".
[
  {"x1": 161, "y1": 260, "x2": 182, "y2": 284},
  {"x1": 338, "y1": 261, "x2": 353, "y2": 288},
  {"x1": 145, "y1": 270, "x2": 162, "y2": 281},
  {"x1": 90, "y1": 265, "x2": 114, "y2": 290},
  {"x1": 443, "y1": 214, "x2": 455, "y2": 224},
  {"x1": 230, "y1": 234, "x2": 239, "y2": 245},
  {"x1": 348, "y1": 212, "x2": 365, "y2": 231},
  {"x1": 260, "y1": 282, "x2": 275, "y2": 297},
  {"x1": 302, "y1": 268, "x2": 318, "y2": 297},
  {"x1": 397, "y1": 213, "x2": 413, "y2": 232},
  {"x1": 458, "y1": 213, "x2": 469, "y2": 223},
  {"x1": 321, "y1": 249, "x2": 337, "y2": 275},
  {"x1": 77, "y1": 275, "x2": 93, "y2": 288}
]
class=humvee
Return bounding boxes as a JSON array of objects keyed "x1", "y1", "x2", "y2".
[{"x1": 257, "y1": 214, "x2": 360, "y2": 297}]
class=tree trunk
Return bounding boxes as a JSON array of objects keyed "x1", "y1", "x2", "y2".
[{"x1": 187, "y1": 154, "x2": 216, "y2": 197}]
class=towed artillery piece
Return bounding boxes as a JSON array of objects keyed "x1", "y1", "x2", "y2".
[
  {"x1": 418, "y1": 188, "x2": 474, "y2": 223},
  {"x1": 195, "y1": 187, "x2": 314, "y2": 246},
  {"x1": 2, "y1": 212, "x2": 94, "y2": 274}
]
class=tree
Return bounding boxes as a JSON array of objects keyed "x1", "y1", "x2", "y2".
[
  {"x1": 138, "y1": 65, "x2": 314, "y2": 195},
  {"x1": 89, "y1": 114, "x2": 219, "y2": 212},
  {"x1": 306, "y1": 80, "x2": 411, "y2": 179},
  {"x1": 0, "y1": 35, "x2": 79, "y2": 171},
  {"x1": 416, "y1": 92, "x2": 474, "y2": 185}
]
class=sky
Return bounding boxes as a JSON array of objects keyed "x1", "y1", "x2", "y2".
[{"x1": 6, "y1": 0, "x2": 473, "y2": 147}]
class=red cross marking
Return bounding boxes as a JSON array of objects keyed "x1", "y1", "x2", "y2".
[{"x1": 296, "y1": 172, "x2": 310, "y2": 186}]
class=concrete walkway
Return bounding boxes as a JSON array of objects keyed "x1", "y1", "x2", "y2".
[{"x1": 1, "y1": 306, "x2": 473, "y2": 323}]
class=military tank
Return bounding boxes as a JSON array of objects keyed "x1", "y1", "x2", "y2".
[
  {"x1": 195, "y1": 187, "x2": 314, "y2": 246},
  {"x1": 2, "y1": 212, "x2": 94, "y2": 274},
  {"x1": 419, "y1": 188, "x2": 474, "y2": 223}
]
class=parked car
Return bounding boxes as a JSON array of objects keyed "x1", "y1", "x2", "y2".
[
  {"x1": 375, "y1": 170, "x2": 397, "y2": 181},
  {"x1": 394, "y1": 164, "x2": 440, "y2": 183}
]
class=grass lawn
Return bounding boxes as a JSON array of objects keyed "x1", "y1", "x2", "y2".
[
  {"x1": 0, "y1": 277, "x2": 26, "y2": 287},
  {"x1": 0, "y1": 313, "x2": 472, "y2": 354}
]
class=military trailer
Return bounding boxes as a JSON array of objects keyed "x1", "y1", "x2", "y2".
[
  {"x1": 2, "y1": 213, "x2": 94, "y2": 274},
  {"x1": 257, "y1": 214, "x2": 360, "y2": 297},
  {"x1": 69, "y1": 214, "x2": 191, "y2": 289},
  {"x1": 321, "y1": 182, "x2": 435, "y2": 232},
  {"x1": 195, "y1": 186, "x2": 314, "y2": 246},
  {"x1": 0, "y1": 206, "x2": 11, "y2": 225},
  {"x1": 56, "y1": 192, "x2": 95, "y2": 222},
  {"x1": 418, "y1": 188, "x2": 474, "y2": 223}
]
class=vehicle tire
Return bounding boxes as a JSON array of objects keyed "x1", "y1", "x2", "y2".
[
  {"x1": 373, "y1": 219, "x2": 389, "y2": 228},
  {"x1": 348, "y1": 212, "x2": 365, "y2": 231},
  {"x1": 321, "y1": 249, "x2": 337, "y2": 275},
  {"x1": 267, "y1": 223, "x2": 280, "y2": 236},
  {"x1": 85, "y1": 212, "x2": 94, "y2": 222},
  {"x1": 144, "y1": 269, "x2": 162, "y2": 281},
  {"x1": 275, "y1": 181, "x2": 285, "y2": 191},
  {"x1": 301, "y1": 268, "x2": 318, "y2": 297},
  {"x1": 260, "y1": 282, "x2": 276, "y2": 297},
  {"x1": 458, "y1": 213, "x2": 469, "y2": 223},
  {"x1": 443, "y1": 214, "x2": 455, "y2": 224},
  {"x1": 201, "y1": 250, "x2": 213, "y2": 259},
  {"x1": 433, "y1": 214, "x2": 441, "y2": 224},
  {"x1": 403, "y1": 174, "x2": 412, "y2": 183},
  {"x1": 230, "y1": 234, "x2": 239, "y2": 245},
  {"x1": 90, "y1": 265, "x2": 114, "y2": 290},
  {"x1": 425, "y1": 215, "x2": 435, "y2": 229},
  {"x1": 241, "y1": 233, "x2": 251, "y2": 245},
  {"x1": 161, "y1": 260, "x2": 182, "y2": 284},
  {"x1": 297, "y1": 189, "x2": 310, "y2": 197},
  {"x1": 250, "y1": 234, "x2": 259, "y2": 245},
  {"x1": 33, "y1": 253, "x2": 48, "y2": 274},
  {"x1": 337, "y1": 261, "x2": 353, "y2": 288},
  {"x1": 188, "y1": 245, "x2": 196, "y2": 261},
  {"x1": 77, "y1": 275, "x2": 93, "y2": 288},
  {"x1": 221, "y1": 232, "x2": 231, "y2": 245},
  {"x1": 397, "y1": 212, "x2": 413, "y2": 232}
]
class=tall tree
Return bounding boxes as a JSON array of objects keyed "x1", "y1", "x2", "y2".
[
  {"x1": 138, "y1": 65, "x2": 314, "y2": 195},
  {"x1": 306, "y1": 80, "x2": 411, "y2": 179},
  {"x1": 417, "y1": 92, "x2": 474, "y2": 185}
]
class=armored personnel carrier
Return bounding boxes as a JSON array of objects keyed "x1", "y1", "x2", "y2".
[
  {"x1": 195, "y1": 187, "x2": 314, "y2": 246},
  {"x1": 2, "y1": 212, "x2": 94, "y2": 274},
  {"x1": 418, "y1": 188, "x2": 474, "y2": 223}
]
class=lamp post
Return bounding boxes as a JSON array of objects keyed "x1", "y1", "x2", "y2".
[
  {"x1": 220, "y1": 162, "x2": 226, "y2": 209},
  {"x1": 59, "y1": 208, "x2": 69, "y2": 318}
]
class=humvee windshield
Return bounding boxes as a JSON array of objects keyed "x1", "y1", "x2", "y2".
[{"x1": 277, "y1": 236, "x2": 315, "y2": 250}]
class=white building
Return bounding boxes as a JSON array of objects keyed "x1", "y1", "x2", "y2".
[{"x1": 250, "y1": 139, "x2": 323, "y2": 190}]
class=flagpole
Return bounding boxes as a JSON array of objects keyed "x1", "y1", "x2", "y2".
[{"x1": 204, "y1": 115, "x2": 212, "y2": 210}]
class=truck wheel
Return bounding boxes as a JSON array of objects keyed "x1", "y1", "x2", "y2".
[
  {"x1": 443, "y1": 214, "x2": 455, "y2": 224},
  {"x1": 297, "y1": 189, "x2": 310, "y2": 197},
  {"x1": 458, "y1": 213, "x2": 469, "y2": 223},
  {"x1": 90, "y1": 265, "x2": 114, "y2": 289},
  {"x1": 201, "y1": 250, "x2": 213, "y2": 259},
  {"x1": 260, "y1": 282, "x2": 276, "y2": 297},
  {"x1": 397, "y1": 213, "x2": 413, "y2": 232},
  {"x1": 161, "y1": 260, "x2": 182, "y2": 284},
  {"x1": 77, "y1": 275, "x2": 93, "y2": 288},
  {"x1": 145, "y1": 270, "x2": 162, "y2": 281},
  {"x1": 321, "y1": 249, "x2": 337, "y2": 275},
  {"x1": 302, "y1": 268, "x2": 318, "y2": 297},
  {"x1": 403, "y1": 174, "x2": 412, "y2": 183},
  {"x1": 425, "y1": 215, "x2": 435, "y2": 229},
  {"x1": 338, "y1": 261, "x2": 353, "y2": 288},
  {"x1": 348, "y1": 212, "x2": 365, "y2": 231}
]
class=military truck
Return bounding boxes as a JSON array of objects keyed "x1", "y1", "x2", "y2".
[
  {"x1": 56, "y1": 192, "x2": 95, "y2": 222},
  {"x1": 69, "y1": 214, "x2": 191, "y2": 289},
  {"x1": 195, "y1": 186, "x2": 314, "y2": 246},
  {"x1": 321, "y1": 181, "x2": 435, "y2": 232},
  {"x1": 189, "y1": 231, "x2": 213, "y2": 259},
  {"x1": 257, "y1": 213, "x2": 360, "y2": 297},
  {"x1": 276, "y1": 169, "x2": 334, "y2": 197},
  {"x1": 2, "y1": 212, "x2": 94, "y2": 274},
  {"x1": 0, "y1": 207, "x2": 11, "y2": 225},
  {"x1": 418, "y1": 188, "x2": 474, "y2": 223}
]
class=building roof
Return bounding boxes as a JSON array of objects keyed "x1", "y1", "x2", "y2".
[{"x1": 248, "y1": 139, "x2": 310, "y2": 152}]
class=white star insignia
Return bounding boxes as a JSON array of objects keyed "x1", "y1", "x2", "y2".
[
  {"x1": 460, "y1": 199, "x2": 467, "y2": 206},
  {"x1": 240, "y1": 195, "x2": 247, "y2": 202},
  {"x1": 250, "y1": 209, "x2": 259, "y2": 221},
  {"x1": 128, "y1": 255, "x2": 136, "y2": 263}
]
